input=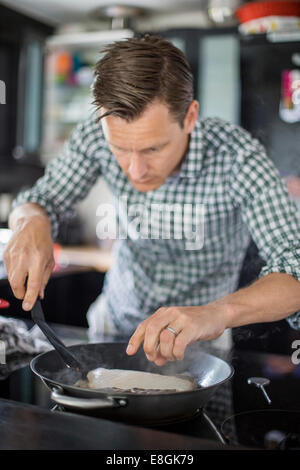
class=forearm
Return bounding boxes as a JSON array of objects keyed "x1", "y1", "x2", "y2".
[
  {"x1": 217, "y1": 272, "x2": 300, "y2": 328},
  {"x1": 127, "y1": 273, "x2": 300, "y2": 365}
]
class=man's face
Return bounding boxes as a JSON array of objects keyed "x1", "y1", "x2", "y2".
[{"x1": 100, "y1": 100, "x2": 198, "y2": 192}]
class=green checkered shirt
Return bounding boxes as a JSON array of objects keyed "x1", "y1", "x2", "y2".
[{"x1": 13, "y1": 113, "x2": 300, "y2": 333}]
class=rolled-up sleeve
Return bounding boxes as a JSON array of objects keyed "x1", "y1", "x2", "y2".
[
  {"x1": 228, "y1": 141, "x2": 300, "y2": 329},
  {"x1": 12, "y1": 115, "x2": 104, "y2": 239}
]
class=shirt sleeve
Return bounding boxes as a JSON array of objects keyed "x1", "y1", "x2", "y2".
[
  {"x1": 228, "y1": 137, "x2": 300, "y2": 330},
  {"x1": 12, "y1": 115, "x2": 105, "y2": 239}
]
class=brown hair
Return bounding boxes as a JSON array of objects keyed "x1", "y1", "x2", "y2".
[{"x1": 92, "y1": 35, "x2": 194, "y2": 127}]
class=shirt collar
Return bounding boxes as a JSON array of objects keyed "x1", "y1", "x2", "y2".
[{"x1": 175, "y1": 119, "x2": 204, "y2": 179}]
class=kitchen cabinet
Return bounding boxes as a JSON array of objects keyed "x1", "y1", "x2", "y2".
[{"x1": 0, "y1": 4, "x2": 53, "y2": 195}]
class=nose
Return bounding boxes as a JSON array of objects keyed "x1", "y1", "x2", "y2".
[{"x1": 128, "y1": 153, "x2": 148, "y2": 181}]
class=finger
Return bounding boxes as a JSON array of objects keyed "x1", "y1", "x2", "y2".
[
  {"x1": 143, "y1": 308, "x2": 173, "y2": 360},
  {"x1": 22, "y1": 265, "x2": 44, "y2": 311},
  {"x1": 153, "y1": 348, "x2": 168, "y2": 367},
  {"x1": 38, "y1": 270, "x2": 49, "y2": 299},
  {"x1": 8, "y1": 268, "x2": 28, "y2": 300},
  {"x1": 172, "y1": 329, "x2": 192, "y2": 361},
  {"x1": 158, "y1": 318, "x2": 184, "y2": 360},
  {"x1": 39, "y1": 261, "x2": 54, "y2": 299},
  {"x1": 126, "y1": 322, "x2": 146, "y2": 355},
  {"x1": 158, "y1": 327, "x2": 176, "y2": 361}
]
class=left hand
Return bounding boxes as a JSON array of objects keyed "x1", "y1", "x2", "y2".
[{"x1": 126, "y1": 303, "x2": 229, "y2": 366}]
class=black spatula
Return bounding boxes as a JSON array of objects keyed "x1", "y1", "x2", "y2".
[{"x1": 31, "y1": 299, "x2": 85, "y2": 378}]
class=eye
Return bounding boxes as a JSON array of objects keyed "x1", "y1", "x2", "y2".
[{"x1": 111, "y1": 145, "x2": 126, "y2": 154}]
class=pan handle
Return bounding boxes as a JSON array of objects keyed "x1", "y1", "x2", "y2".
[{"x1": 51, "y1": 387, "x2": 127, "y2": 410}]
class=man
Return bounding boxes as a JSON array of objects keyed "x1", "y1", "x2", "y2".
[{"x1": 4, "y1": 35, "x2": 300, "y2": 367}]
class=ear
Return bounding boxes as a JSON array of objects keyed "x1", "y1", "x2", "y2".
[{"x1": 183, "y1": 100, "x2": 199, "y2": 134}]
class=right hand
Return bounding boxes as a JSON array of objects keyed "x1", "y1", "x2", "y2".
[{"x1": 4, "y1": 206, "x2": 55, "y2": 311}]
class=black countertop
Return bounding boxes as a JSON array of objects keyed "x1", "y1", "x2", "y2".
[{"x1": 0, "y1": 397, "x2": 237, "y2": 450}]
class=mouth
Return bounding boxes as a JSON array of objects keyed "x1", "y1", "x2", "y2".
[{"x1": 131, "y1": 178, "x2": 155, "y2": 184}]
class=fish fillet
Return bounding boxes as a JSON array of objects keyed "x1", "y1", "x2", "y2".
[{"x1": 81, "y1": 367, "x2": 195, "y2": 392}]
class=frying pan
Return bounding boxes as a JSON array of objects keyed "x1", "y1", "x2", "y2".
[{"x1": 31, "y1": 342, "x2": 234, "y2": 425}]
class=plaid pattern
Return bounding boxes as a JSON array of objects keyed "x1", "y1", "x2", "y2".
[{"x1": 13, "y1": 113, "x2": 300, "y2": 333}]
